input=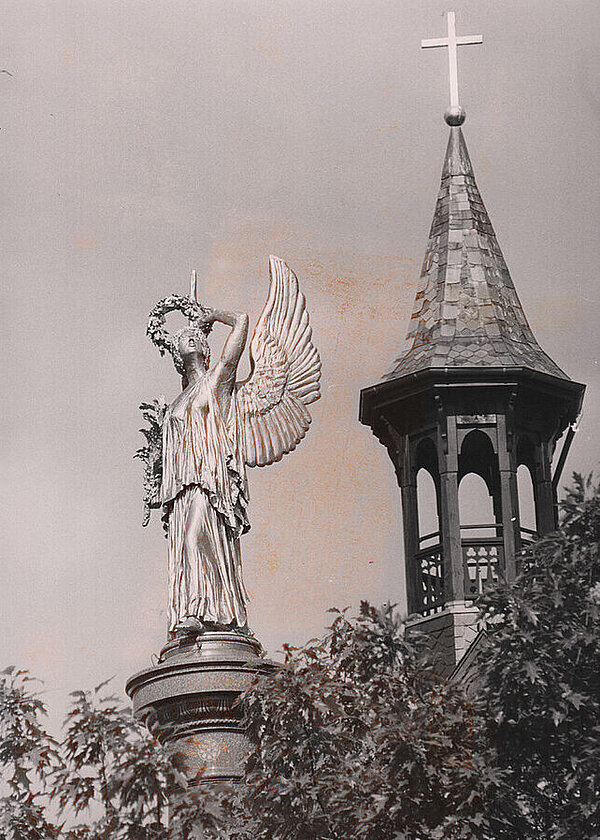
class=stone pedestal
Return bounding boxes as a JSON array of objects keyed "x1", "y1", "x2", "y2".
[
  {"x1": 406, "y1": 601, "x2": 480, "y2": 678},
  {"x1": 126, "y1": 632, "x2": 267, "y2": 783}
]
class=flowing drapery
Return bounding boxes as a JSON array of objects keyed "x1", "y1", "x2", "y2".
[{"x1": 161, "y1": 378, "x2": 249, "y2": 631}]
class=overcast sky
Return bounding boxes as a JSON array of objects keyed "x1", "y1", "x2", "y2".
[{"x1": 2, "y1": 0, "x2": 599, "y2": 714}]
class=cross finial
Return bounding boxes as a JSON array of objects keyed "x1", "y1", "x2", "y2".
[{"x1": 421, "y1": 11, "x2": 482, "y2": 125}]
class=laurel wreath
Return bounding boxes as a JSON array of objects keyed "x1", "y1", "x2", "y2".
[{"x1": 147, "y1": 295, "x2": 212, "y2": 356}]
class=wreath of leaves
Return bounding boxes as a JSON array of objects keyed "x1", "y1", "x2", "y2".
[{"x1": 146, "y1": 294, "x2": 212, "y2": 360}]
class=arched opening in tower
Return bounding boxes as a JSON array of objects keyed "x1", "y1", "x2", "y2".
[
  {"x1": 458, "y1": 430, "x2": 502, "y2": 598},
  {"x1": 417, "y1": 468, "x2": 440, "y2": 545},
  {"x1": 414, "y1": 437, "x2": 443, "y2": 612},
  {"x1": 516, "y1": 435, "x2": 538, "y2": 543}
]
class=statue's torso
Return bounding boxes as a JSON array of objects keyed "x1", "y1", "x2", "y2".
[
  {"x1": 160, "y1": 377, "x2": 248, "y2": 534},
  {"x1": 168, "y1": 380, "x2": 210, "y2": 423}
]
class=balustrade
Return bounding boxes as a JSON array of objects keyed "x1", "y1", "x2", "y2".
[{"x1": 415, "y1": 524, "x2": 537, "y2": 615}]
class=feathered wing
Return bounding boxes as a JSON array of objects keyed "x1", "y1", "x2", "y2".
[{"x1": 236, "y1": 255, "x2": 321, "y2": 468}]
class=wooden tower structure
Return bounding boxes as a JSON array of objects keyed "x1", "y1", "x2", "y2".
[{"x1": 359, "y1": 73, "x2": 584, "y2": 674}]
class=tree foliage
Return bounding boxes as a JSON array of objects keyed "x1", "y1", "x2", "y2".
[
  {"x1": 238, "y1": 603, "x2": 496, "y2": 840},
  {"x1": 478, "y1": 473, "x2": 600, "y2": 839},
  {"x1": 1, "y1": 475, "x2": 599, "y2": 839},
  {"x1": 0, "y1": 667, "x2": 60, "y2": 839},
  {"x1": 0, "y1": 671, "x2": 226, "y2": 840},
  {"x1": 0, "y1": 611, "x2": 492, "y2": 840}
]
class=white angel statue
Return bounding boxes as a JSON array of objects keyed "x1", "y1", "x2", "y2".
[{"x1": 143, "y1": 256, "x2": 321, "y2": 638}]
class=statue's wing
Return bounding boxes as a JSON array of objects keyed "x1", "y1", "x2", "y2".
[{"x1": 236, "y1": 255, "x2": 321, "y2": 467}]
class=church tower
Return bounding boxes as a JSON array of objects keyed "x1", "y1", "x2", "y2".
[{"x1": 359, "y1": 14, "x2": 585, "y2": 675}]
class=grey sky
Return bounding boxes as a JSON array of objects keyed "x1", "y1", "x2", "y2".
[{"x1": 2, "y1": 0, "x2": 599, "y2": 712}]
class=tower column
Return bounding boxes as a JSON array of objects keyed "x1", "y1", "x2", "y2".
[
  {"x1": 534, "y1": 442, "x2": 557, "y2": 534},
  {"x1": 497, "y1": 414, "x2": 519, "y2": 580},
  {"x1": 401, "y1": 475, "x2": 421, "y2": 613},
  {"x1": 438, "y1": 415, "x2": 463, "y2": 603}
]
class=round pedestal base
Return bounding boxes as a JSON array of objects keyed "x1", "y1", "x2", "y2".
[{"x1": 126, "y1": 631, "x2": 267, "y2": 782}]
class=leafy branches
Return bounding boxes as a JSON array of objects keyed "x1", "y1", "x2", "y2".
[
  {"x1": 0, "y1": 667, "x2": 60, "y2": 839},
  {"x1": 2, "y1": 474, "x2": 599, "y2": 838},
  {"x1": 242, "y1": 603, "x2": 494, "y2": 840},
  {"x1": 134, "y1": 398, "x2": 168, "y2": 527},
  {"x1": 478, "y1": 473, "x2": 600, "y2": 839},
  {"x1": 0, "y1": 668, "x2": 59, "y2": 798},
  {"x1": 0, "y1": 673, "x2": 224, "y2": 840}
]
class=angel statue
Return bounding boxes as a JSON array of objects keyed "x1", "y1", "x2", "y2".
[{"x1": 137, "y1": 256, "x2": 321, "y2": 639}]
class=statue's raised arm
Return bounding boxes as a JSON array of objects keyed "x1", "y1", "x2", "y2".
[
  {"x1": 202, "y1": 307, "x2": 249, "y2": 419},
  {"x1": 139, "y1": 256, "x2": 320, "y2": 639}
]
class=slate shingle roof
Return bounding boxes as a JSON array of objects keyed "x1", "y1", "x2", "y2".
[{"x1": 386, "y1": 127, "x2": 568, "y2": 381}]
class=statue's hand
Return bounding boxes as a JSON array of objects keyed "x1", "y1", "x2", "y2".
[
  {"x1": 201, "y1": 307, "x2": 217, "y2": 326},
  {"x1": 202, "y1": 308, "x2": 247, "y2": 331}
]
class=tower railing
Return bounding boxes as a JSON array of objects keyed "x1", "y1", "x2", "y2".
[
  {"x1": 417, "y1": 541, "x2": 445, "y2": 614},
  {"x1": 416, "y1": 523, "x2": 538, "y2": 615}
]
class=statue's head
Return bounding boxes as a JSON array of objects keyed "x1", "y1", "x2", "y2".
[
  {"x1": 172, "y1": 327, "x2": 210, "y2": 374},
  {"x1": 147, "y1": 295, "x2": 212, "y2": 381}
]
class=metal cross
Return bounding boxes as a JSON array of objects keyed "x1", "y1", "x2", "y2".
[{"x1": 421, "y1": 12, "x2": 482, "y2": 110}]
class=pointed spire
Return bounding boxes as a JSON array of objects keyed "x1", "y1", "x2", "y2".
[
  {"x1": 441, "y1": 125, "x2": 473, "y2": 178},
  {"x1": 386, "y1": 126, "x2": 568, "y2": 380}
]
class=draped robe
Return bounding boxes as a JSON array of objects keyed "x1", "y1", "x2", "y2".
[{"x1": 160, "y1": 376, "x2": 250, "y2": 632}]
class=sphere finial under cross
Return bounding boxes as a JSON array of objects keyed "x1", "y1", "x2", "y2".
[
  {"x1": 444, "y1": 105, "x2": 466, "y2": 126},
  {"x1": 421, "y1": 12, "x2": 482, "y2": 126}
]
